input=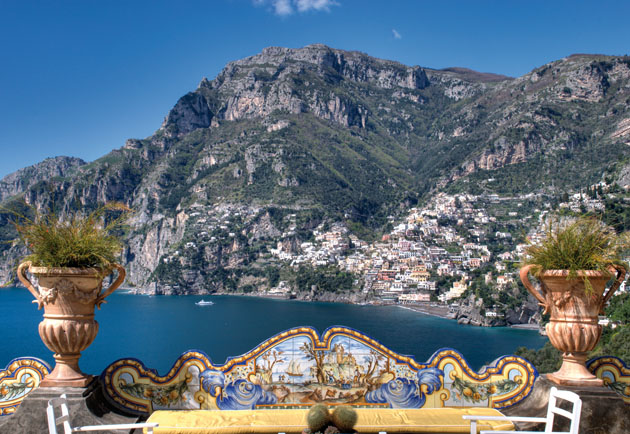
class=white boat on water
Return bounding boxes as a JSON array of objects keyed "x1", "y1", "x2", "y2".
[{"x1": 195, "y1": 299, "x2": 214, "y2": 306}]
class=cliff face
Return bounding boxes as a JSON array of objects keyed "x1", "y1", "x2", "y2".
[
  {"x1": 162, "y1": 44, "x2": 430, "y2": 135},
  {"x1": 448, "y1": 56, "x2": 630, "y2": 188},
  {"x1": 161, "y1": 92, "x2": 214, "y2": 137},
  {"x1": 0, "y1": 157, "x2": 85, "y2": 203},
  {"x1": 454, "y1": 294, "x2": 542, "y2": 328},
  {"x1": 0, "y1": 45, "x2": 629, "y2": 298}
]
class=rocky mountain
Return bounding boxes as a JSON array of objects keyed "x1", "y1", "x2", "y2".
[
  {"x1": 1, "y1": 44, "x2": 629, "y2": 297},
  {"x1": 0, "y1": 156, "x2": 85, "y2": 203},
  {"x1": 454, "y1": 293, "x2": 542, "y2": 328}
]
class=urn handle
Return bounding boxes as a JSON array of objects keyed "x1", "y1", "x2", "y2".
[
  {"x1": 96, "y1": 264, "x2": 126, "y2": 309},
  {"x1": 519, "y1": 264, "x2": 548, "y2": 314},
  {"x1": 600, "y1": 264, "x2": 627, "y2": 313},
  {"x1": 17, "y1": 261, "x2": 44, "y2": 309}
]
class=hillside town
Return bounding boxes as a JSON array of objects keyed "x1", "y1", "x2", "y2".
[{"x1": 269, "y1": 187, "x2": 627, "y2": 317}]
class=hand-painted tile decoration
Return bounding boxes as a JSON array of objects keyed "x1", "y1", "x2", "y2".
[
  {"x1": 587, "y1": 356, "x2": 630, "y2": 404},
  {"x1": 436, "y1": 349, "x2": 536, "y2": 408},
  {"x1": 101, "y1": 326, "x2": 538, "y2": 415},
  {"x1": 0, "y1": 357, "x2": 51, "y2": 416}
]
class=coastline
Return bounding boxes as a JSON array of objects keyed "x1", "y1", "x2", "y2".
[
  {"x1": 396, "y1": 303, "x2": 453, "y2": 319},
  {"x1": 125, "y1": 287, "x2": 457, "y2": 319},
  {"x1": 119, "y1": 287, "x2": 543, "y2": 331},
  {"x1": 509, "y1": 323, "x2": 542, "y2": 330}
]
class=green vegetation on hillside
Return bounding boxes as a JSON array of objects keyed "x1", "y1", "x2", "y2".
[{"x1": 2, "y1": 48, "x2": 630, "y2": 293}]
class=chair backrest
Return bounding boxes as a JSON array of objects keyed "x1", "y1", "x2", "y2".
[
  {"x1": 47, "y1": 393, "x2": 158, "y2": 434},
  {"x1": 544, "y1": 386, "x2": 582, "y2": 434},
  {"x1": 46, "y1": 394, "x2": 73, "y2": 434}
]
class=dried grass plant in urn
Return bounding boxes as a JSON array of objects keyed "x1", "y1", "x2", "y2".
[
  {"x1": 9, "y1": 202, "x2": 130, "y2": 387},
  {"x1": 520, "y1": 216, "x2": 628, "y2": 386}
]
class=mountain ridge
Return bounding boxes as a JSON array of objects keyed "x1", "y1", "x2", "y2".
[{"x1": 1, "y1": 45, "x2": 629, "y2": 298}]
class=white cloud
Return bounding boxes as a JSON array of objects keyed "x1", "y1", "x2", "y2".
[
  {"x1": 392, "y1": 29, "x2": 402, "y2": 39},
  {"x1": 295, "y1": 0, "x2": 338, "y2": 13},
  {"x1": 274, "y1": 0, "x2": 293, "y2": 15},
  {"x1": 255, "y1": 0, "x2": 339, "y2": 16}
]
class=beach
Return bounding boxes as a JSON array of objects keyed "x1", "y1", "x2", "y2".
[{"x1": 396, "y1": 302, "x2": 453, "y2": 319}]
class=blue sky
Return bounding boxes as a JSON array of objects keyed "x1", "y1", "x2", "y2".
[{"x1": 1, "y1": 0, "x2": 628, "y2": 179}]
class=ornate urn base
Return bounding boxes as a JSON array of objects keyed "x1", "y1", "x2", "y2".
[
  {"x1": 520, "y1": 265, "x2": 626, "y2": 387},
  {"x1": 545, "y1": 353, "x2": 601, "y2": 386},
  {"x1": 18, "y1": 262, "x2": 125, "y2": 387}
]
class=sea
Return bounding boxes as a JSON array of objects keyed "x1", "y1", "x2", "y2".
[{"x1": 0, "y1": 287, "x2": 546, "y2": 375}]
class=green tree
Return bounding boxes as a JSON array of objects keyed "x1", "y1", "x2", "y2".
[
  {"x1": 515, "y1": 342, "x2": 562, "y2": 373},
  {"x1": 590, "y1": 325, "x2": 630, "y2": 365},
  {"x1": 265, "y1": 266, "x2": 280, "y2": 288},
  {"x1": 606, "y1": 292, "x2": 630, "y2": 324}
]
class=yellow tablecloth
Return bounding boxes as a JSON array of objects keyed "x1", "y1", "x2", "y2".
[{"x1": 146, "y1": 407, "x2": 515, "y2": 433}]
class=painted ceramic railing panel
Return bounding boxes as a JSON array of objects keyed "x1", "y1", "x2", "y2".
[
  {"x1": 101, "y1": 326, "x2": 538, "y2": 415},
  {"x1": 432, "y1": 349, "x2": 538, "y2": 408},
  {"x1": 587, "y1": 356, "x2": 630, "y2": 404},
  {"x1": 102, "y1": 352, "x2": 212, "y2": 414},
  {"x1": 0, "y1": 357, "x2": 51, "y2": 416}
]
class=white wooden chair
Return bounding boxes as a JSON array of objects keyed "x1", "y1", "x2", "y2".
[
  {"x1": 47, "y1": 394, "x2": 158, "y2": 434},
  {"x1": 463, "y1": 386, "x2": 582, "y2": 434}
]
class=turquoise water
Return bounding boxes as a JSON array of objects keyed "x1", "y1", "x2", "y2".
[{"x1": 0, "y1": 287, "x2": 546, "y2": 374}]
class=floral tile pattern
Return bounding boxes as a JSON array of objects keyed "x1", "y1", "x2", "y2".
[
  {"x1": 0, "y1": 357, "x2": 51, "y2": 416},
  {"x1": 587, "y1": 356, "x2": 630, "y2": 404}
]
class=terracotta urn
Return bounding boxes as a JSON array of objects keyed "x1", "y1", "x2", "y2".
[
  {"x1": 17, "y1": 261, "x2": 125, "y2": 387},
  {"x1": 520, "y1": 264, "x2": 626, "y2": 386}
]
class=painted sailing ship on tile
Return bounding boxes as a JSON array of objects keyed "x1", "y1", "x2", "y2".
[
  {"x1": 101, "y1": 326, "x2": 538, "y2": 415},
  {"x1": 285, "y1": 359, "x2": 303, "y2": 377},
  {"x1": 249, "y1": 334, "x2": 410, "y2": 406}
]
